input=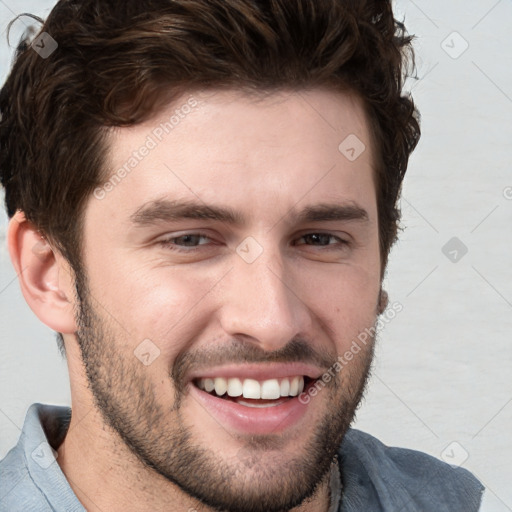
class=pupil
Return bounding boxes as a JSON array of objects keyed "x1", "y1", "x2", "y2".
[
  {"x1": 307, "y1": 234, "x2": 329, "y2": 245},
  {"x1": 180, "y1": 235, "x2": 198, "y2": 246}
]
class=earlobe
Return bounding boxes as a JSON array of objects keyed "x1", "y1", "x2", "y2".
[{"x1": 7, "y1": 211, "x2": 77, "y2": 334}]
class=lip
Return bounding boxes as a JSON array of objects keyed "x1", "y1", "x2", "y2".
[
  {"x1": 188, "y1": 362, "x2": 325, "y2": 382},
  {"x1": 189, "y1": 382, "x2": 311, "y2": 435}
]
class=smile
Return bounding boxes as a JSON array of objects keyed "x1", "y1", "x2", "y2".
[
  {"x1": 187, "y1": 364, "x2": 324, "y2": 433},
  {"x1": 195, "y1": 376, "x2": 307, "y2": 401}
]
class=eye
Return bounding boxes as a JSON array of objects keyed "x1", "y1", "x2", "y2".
[
  {"x1": 157, "y1": 231, "x2": 349, "y2": 255},
  {"x1": 294, "y1": 233, "x2": 348, "y2": 249},
  {"x1": 159, "y1": 233, "x2": 213, "y2": 252}
]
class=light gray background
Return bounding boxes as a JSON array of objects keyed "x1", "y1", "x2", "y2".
[{"x1": 0, "y1": 1, "x2": 511, "y2": 510}]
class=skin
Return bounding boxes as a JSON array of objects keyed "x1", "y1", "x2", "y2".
[{"x1": 8, "y1": 88, "x2": 382, "y2": 512}]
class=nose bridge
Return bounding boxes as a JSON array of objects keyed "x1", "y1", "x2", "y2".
[{"x1": 219, "y1": 241, "x2": 308, "y2": 350}]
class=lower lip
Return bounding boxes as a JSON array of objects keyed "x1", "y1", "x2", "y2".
[{"x1": 189, "y1": 384, "x2": 310, "y2": 435}]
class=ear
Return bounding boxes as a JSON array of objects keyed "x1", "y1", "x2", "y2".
[
  {"x1": 7, "y1": 211, "x2": 77, "y2": 334},
  {"x1": 377, "y1": 288, "x2": 389, "y2": 315}
]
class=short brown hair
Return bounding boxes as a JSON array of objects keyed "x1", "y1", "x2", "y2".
[{"x1": 1, "y1": 0, "x2": 419, "y2": 286}]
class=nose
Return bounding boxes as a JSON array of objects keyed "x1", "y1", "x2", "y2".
[{"x1": 218, "y1": 244, "x2": 312, "y2": 352}]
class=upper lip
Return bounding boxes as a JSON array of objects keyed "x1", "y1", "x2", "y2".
[{"x1": 188, "y1": 362, "x2": 325, "y2": 382}]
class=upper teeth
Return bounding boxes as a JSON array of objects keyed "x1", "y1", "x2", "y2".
[{"x1": 196, "y1": 376, "x2": 305, "y2": 399}]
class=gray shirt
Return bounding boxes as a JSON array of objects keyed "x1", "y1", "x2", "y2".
[{"x1": 0, "y1": 403, "x2": 484, "y2": 511}]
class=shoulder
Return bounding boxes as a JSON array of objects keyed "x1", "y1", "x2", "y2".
[
  {"x1": 0, "y1": 403, "x2": 76, "y2": 512},
  {"x1": 338, "y1": 429, "x2": 484, "y2": 512},
  {"x1": 0, "y1": 441, "x2": 52, "y2": 511}
]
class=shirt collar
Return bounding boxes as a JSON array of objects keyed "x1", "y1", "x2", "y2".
[{"x1": 328, "y1": 455, "x2": 342, "y2": 512}]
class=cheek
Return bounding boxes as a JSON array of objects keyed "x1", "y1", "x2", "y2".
[
  {"x1": 93, "y1": 262, "x2": 222, "y2": 357},
  {"x1": 296, "y1": 262, "x2": 380, "y2": 349}
]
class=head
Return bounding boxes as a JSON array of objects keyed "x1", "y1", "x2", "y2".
[{"x1": 1, "y1": 1, "x2": 419, "y2": 511}]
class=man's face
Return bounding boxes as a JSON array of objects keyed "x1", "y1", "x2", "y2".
[{"x1": 74, "y1": 89, "x2": 381, "y2": 512}]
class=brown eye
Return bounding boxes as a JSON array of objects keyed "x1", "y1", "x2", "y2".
[{"x1": 295, "y1": 233, "x2": 347, "y2": 248}]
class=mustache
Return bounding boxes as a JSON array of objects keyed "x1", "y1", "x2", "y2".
[{"x1": 171, "y1": 338, "x2": 335, "y2": 392}]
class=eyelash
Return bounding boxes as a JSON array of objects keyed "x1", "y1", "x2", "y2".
[{"x1": 158, "y1": 232, "x2": 349, "y2": 253}]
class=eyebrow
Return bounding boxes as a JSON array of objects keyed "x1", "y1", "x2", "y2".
[{"x1": 129, "y1": 198, "x2": 369, "y2": 227}]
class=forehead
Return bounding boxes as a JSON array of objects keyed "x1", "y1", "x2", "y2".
[{"x1": 93, "y1": 88, "x2": 377, "y2": 226}]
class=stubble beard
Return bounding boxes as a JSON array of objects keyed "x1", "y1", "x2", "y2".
[{"x1": 73, "y1": 275, "x2": 375, "y2": 512}]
